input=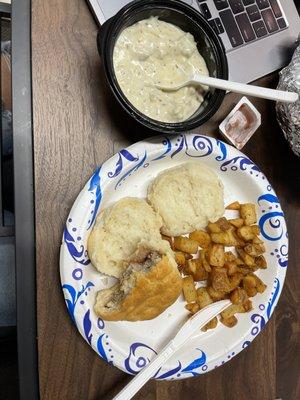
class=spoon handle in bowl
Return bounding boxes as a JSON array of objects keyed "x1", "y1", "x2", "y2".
[{"x1": 193, "y1": 74, "x2": 298, "y2": 103}]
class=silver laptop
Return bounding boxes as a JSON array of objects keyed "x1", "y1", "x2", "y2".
[{"x1": 87, "y1": 0, "x2": 300, "y2": 83}]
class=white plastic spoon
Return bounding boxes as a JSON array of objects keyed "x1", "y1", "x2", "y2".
[
  {"x1": 156, "y1": 74, "x2": 298, "y2": 103},
  {"x1": 113, "y1": 299, "x2": 231, "y2": 400}
]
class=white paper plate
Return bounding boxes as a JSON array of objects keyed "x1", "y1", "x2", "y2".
[{"x1": 60, "y1": 133, "x2": 288, "y2": 379}]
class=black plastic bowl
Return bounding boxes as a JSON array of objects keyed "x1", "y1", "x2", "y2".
[{"x1": 97, "y1": 0, "x2": 228, "y2": 133}]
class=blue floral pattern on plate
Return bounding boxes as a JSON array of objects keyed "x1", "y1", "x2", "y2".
[{"x1": 60, "y1": 133, "x2": 287, "y2": 380}]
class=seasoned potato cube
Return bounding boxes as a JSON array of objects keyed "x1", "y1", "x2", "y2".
[
  {"x1": 175, "y1": 251, "x2": 186, "y2": 266},
  {"x1": 256, "y1": 255, "x2": 267, "y2": 269},
  {"x1": 225, "y1": 251, "x2": 237, "y2": 263},
  {"x1": 211, "y1": 232, "x2": 230, "y2": 246},
  {"x1": 234, "y1": 258, "x2": 244, "y2": 266},
  {"x1": 189, "y1": 230, "x2": 211, "y2": 248},
  {"x1": 240, "y1": 203, "x2": 257, "y2": 225},
  {"x1": 226, "y1": 201, "x2": 240, "y2": 210},
  {"x1": 200, "y1": 249, "x2": 211, "y2": 272},
  {"x1": 230, "y1": 288, "x2": 248, "y2": 305},
  {"x1": 243, "y1": 299, "x2": 253, "y2": 312},
  {"x1": 174, "y1": 236, "x2": 198, "y2": 254},
  {"x1": 162, "y1": 234, "x2": 173, "y2": 249},
  {"x1": 221, "y1": 305, "x2": 237, "y2": 320},
  {"x1": 211, "y1": 230, "x2": 240, "y2": 246},
  {"x1": 237, "y1": 265, "x2": 252, "y2": 275},
  {"x1": 187, "y1": 259, "x2": 208, "y2": 281},
  {"x1": 253, "y1": 274, "x2": 267, "y2": 293},
  {"x1": 182, "y1": 276, "x2": 197, "y2": 302},
  {"x1": 244, "y1": 243, "x2": 265, "y2": 257},
  {"x1": 201, "y1": 317, "x2": 218, "y2": 332},
  {"x1": 221, "y1": 304, "x2": 245, "y2": 320},
  {"x1": 207, "y1": 286, "x2": 228, "y2": 301},
  {"x1": 215, "y1": 217, "x2": 232, "y2": 231},
  {"x1": 251, "y1": 225, "x2": 261, "y2": 236},
  {"x1": 252, "y1": 235, "x2": 263, "y2": 245},
  {"x1": 237, "y1": 226, "x2": 256, "y2": 241},
  {"x1": 229, "y1": 272, "x2": 244, "y2": 291},
  {"x1": 207, "y1": 222, "x2": 222, "y2": 234},
  {"x1": 184, "y1": 252, "x2": 193, "y2": 260},
  {"x1": 229, "y1": 229, "x2": 246, "y2": 246},
  {"x1": 229, "y1": 218, "x2": 244, "y2": 228},
  {"x1": 242, "y1": 274, "x2": 258, "y2": 297},
  {"x1": 211, "y1": 267, "x2": 231, "y2": 293},
  {"x1": 221, "y1": 315, "x2": 238, "y2": 328},
  {"x1": 224, "y1": 262, "x2": 239, "y2": 276},
  {"x1": 209, "y1": 244, "x2": 225, "y2": 267},
  {"x1": 245, "y1": 286, "x2": 257, "y2": 297},
  {"x1": 236, "y1": 247, "x2": 255, "y2": 267},
  {"x1": 196, "y1": 287, "x2": 213, "y2": 309},
  {"x1": 185, "y1": 302, "x2": 200, "y2": 314}
]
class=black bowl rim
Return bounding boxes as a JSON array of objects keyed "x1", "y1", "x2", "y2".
[{"x1": 98, "y1": 0, "x2": 229, "y2": 133}]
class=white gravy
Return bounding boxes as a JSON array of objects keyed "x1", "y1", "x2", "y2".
[{"x1": 113, "y1": 17, "x2": 209, "y2": 123}]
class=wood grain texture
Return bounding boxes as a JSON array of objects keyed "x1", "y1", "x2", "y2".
[{"x1": 32, "y1": 1, "x2": 300, "y2": 399}]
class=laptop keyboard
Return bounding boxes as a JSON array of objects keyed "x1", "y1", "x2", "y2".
[{"x1": 196, "y1": 0, "x2": 287, "y2": 48}]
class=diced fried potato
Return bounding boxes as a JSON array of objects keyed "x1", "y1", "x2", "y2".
[
  {"x1": 211, "y1": 267, "x2": 231, "y2": 293},
  {"x1": 189, "y1": 230, "x2": 211, "y2": 249},
  {"x1": 238, "y1": 265, "x2": 252, "y2": 275},
  {"x1": 201, "y1": 317, "x2": 218, "y2": 332},
  {"x1": 256, "y1": 255, "x2": 267, "y2": 269},
  {"x1": 237, "y1": 226, "x2": 256, "y2": 241},
  {"x1": 174, "y1": 236, "x2": 198, "y2": 254},
  {"x1": 243, "y1": 299, "x2": 253, "y2": 312},
  {"x1": 224, "y1": 262, "x2": 239, "y2": 276},
  {"x1": 221, "y1": 315, "x2": 238, "y2": 328},
  {"x1": 251, "y1": 225, "x2": 260, "y2": 236},
  {"x1": 211, "y1": 230, "x2": 240, "y2": 246},
  {"x1": 246, "y1": 287, "x2": 257, "y2": 297},
  {"x1": 230, "y1": 288, "x2": 248, "y2": 305},
  {"x1": 175, "y1": 251, "x2": 186, "y2": 266},
  {"x1": 229, "y1": 272, "x2": 244, "y2": 291},
  {"x1": 252, "y1": 274, "x2": 267, "y2": 293},
  {"x1": 225, "y1": 251, "x2": 237, "y2": 263},
  {"x1": 184, "y1": 252, "x2": 193, "y2": 260},
  {"x1": 229, "y1": 218, "x2": 244, "y2": 228},
  {"x1": 196, "y1": 287, "x2": 213, "y2": 309},
  {"x1": 242, "y1": 274, "x2": 257, "y2": 297},
  {"x1": 244, "y1": 243, "x2": 265, "y2": 257},
  {"x1": 187, "y1": 259, "x2": 208, "y2": 281},
  {"x1": 234, "y1": 258, "x2": 244, "y2": 266},
  {"x1": 221, "y1": 304, "x2": 245, "y2": 320},
  {"x1": 226, "y1": 262, "x2": 251, "y2": 276},
  {"x1": 207, "y1": 222, "x2": 222, "y2": 234},
  {"x1": 252, "y1": 235, "x2": 263, "y2": 245},
  {"x1": 215, "y1": 217, "x2": 232, "y2": 231},
  {"x1": 185, "y1": 302, "x2": 200, "y2": 314},
  {"x1": 207, "y1": 286, "x2": 228, "y2": 301},
  {"x1": 226, "y1": 201, "x2": 240, "y2": 210},
  {"x1": 229, "y1": 228, "x2": 246, "y2": 246},
  {"x1": 209, "y1": 244, "x2": 225, "y2": 267},
  {"x1": 182, "y1": 276, "x2": 197, "y2": 303},
  {"x1": 236, "y1": 247, "x2": 255, "y2": 267},
  {"x1": 240, "y1": 203, "x2": 257, "y2": 225},
  {"x1": 200, "y1": 249, "x2": 211, "y2": 272},
  {"x1": 161, "y1": 234, "x2": 173, "y2": 249},
  {"x1": 211, "y1": 232, "x2": 230, "y2": 246}
]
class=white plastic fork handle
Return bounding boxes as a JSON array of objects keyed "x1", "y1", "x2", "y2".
[
  {"x1": 112, "y1": 340, "x2": 176, "y2": 400},
  {"x1": 193, "y1": 74, "x2": 299, "y2": 103}
]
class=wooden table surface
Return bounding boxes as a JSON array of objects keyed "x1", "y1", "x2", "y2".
[{"x1": 32, "y1": 1, "x2": 300, "y2": 399}]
